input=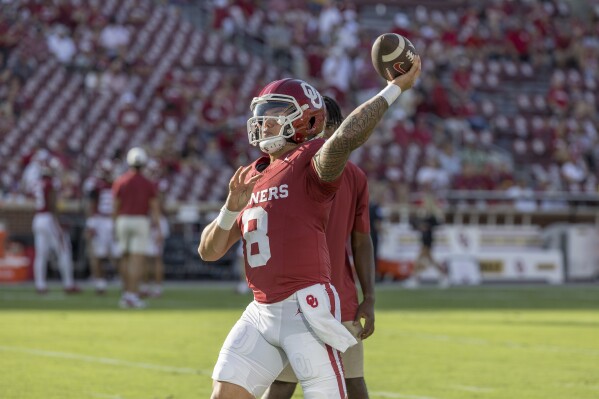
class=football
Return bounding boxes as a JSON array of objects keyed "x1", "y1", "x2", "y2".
[{"x1": 371, "y1": 33, "x2": 417, "y2": 80}]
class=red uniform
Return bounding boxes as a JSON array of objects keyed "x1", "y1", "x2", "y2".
[
  {"x1": 32, "y1": 175, "x2": 75, "y2": 291},
  {"x1": 237, "y1": 139, "x2": 341, "y2": 303},
  {"x1": 34, "y1": 176, "x2": 56, "y2": 212},
  {"x1": 327, "y1": 162, "x2": 370, "y2": 322},
  {"x1": 112, "y1": 171, "x2": 157, "y2": 215}
]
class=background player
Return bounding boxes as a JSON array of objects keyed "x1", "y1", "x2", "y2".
[
  {"x1": 84, "y1": 159, "x2": 121, "y2": 294},
  {"x1": 199, "y1": 57, "x2": 421, "y2": 399},
  {"x1": 263, "y1": 96, "x2": 376, "y2": 399},
  {"x1": 112, "y1": 147, "x2": 161, "y2": 309},
  {"x1": 142, "y1": 158, "x2": 170, "y2": 298},
  {"x1": 32, "y1": 158, "x2": 79, "y2": 294}
]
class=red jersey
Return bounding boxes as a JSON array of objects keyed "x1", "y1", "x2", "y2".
[
  {"x1": 237, "y1": 139, "x2": 341, "y2": 303},
  {"x1": 112, "y1": 170, "x2": 157, "y2": 216},
  {"x1": 327, "y1": 162, "x2": 370, "y2": 322},
  {"x1": 34, "y1": 176, "x2": 56, "y2": 213}
]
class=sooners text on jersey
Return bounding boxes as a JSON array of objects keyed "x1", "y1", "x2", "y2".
[{"x1": 237, "y1": 139, "x2": 341, "y2": 303}]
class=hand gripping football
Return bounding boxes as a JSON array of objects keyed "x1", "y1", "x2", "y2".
[{"x1": 371, "y1": 33, "x2": 417, "y2": 80}]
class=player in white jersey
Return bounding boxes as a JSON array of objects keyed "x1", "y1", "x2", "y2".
[{"x1": 84, "y1": 160, "x2": 121, "y2": 294}]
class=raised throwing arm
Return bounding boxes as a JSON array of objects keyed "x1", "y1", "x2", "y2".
[{"x1": 313, "y1": 56, "x2": 421, "y2": 182}]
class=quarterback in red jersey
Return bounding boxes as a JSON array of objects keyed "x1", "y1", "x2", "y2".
[
  {"x1": 199, "y1": 56, "x2": 420, "y2": 399},
  {"x1": 264, "y1": 96, "x2": 375, "y2": 399}
]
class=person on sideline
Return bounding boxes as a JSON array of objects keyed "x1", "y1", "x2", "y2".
[
  {"x1": 112, "y1": 147, "x2": 161, "y2": 308},
  {"x1": 84, "y1": 159, "x2": 121, "y2": 294},
  {"x1": 405, "y1": 190, "x2": 449, "y2": 288},
  {"x1": 141, "y1": 159, "x2": 169, "y2": 298},
  {"x1": 198, "y1": 56, "x2": 421, "y2": 399},
  {"x1": 263, "y1": 96, "x2": 376, "y2": 399},
  {"x1": 32, "y1": 158, "x2": 80, "y2": 294}
]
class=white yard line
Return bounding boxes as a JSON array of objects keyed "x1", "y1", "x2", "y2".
[
  {"x1": 0, "y1": 345, "x2": 210, "y2": 376},
  {"x1": 371, "y1": 392, "x2": 441, "y2": 399},
  {"x1": 90, "y1": 393, "x2": 126, "y2": 399}
]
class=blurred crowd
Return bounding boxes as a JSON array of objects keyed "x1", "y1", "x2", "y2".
[{"x1": 0, "y1": 0, "x2": 598, "y2": 210}]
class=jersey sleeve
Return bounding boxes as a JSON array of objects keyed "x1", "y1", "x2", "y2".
[
  {"x1": 351, "y1": 165, "x2": 370, "y2": 234},
  {"x1": 304, "y1": 139, "x2": 342, "y2": 202}
]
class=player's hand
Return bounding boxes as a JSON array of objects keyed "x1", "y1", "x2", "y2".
[
  {"x1": 353, "y1": 297, "x2": 375, "y2": 340},
  {"x1": 225, "y1": 165, "x2": 262, "y2": 212},
  {"x1": 389, "y1": 55, "x2": 421, "y2": 92}
]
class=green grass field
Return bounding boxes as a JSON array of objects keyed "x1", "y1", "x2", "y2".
[{"x1": 1, "y1": 283, "x2": 598, "y2": 399}]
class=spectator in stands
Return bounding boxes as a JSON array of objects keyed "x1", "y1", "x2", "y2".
[
  {"x1": 112, "y1": 147, "x2": 161, "y2": 309},
  {"x1": 322, "y1": 46, "x2": 352, "y2": 105},
  {"x1": 99, "y1": 58, "x2": 129, "y2": 94},
  {"x1": 99, "y1": 16, "x2": 130, "y2": 57},
  {"x1": 46, "y1": 25, "x2": 76, "y2": 64},
  {"x1": 438, "y1": 141, "x2": 461, "y2": 178},
  {"x1": 265, "y1": 18, "x2": 293, "y2": 67},
  {"x1": 505, "y1": 177, "x2": 537, "y2": 212},
  {"x1": 318, "y1": 0, "x2": 342, "y2": 46}
]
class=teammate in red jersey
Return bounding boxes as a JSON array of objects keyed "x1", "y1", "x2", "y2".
[
  {"x1": 112, "y1": 147, "x2": 161, "y2": 309},
  {"x1": 263, "y1": 96, "x2": 375, "y2": 399},
  {"x1": 32, "y1": 158, "x2": 79, "y2": 294},
  {"x1": 199, "y1": 57, "x2": 420, "y2": 399}
]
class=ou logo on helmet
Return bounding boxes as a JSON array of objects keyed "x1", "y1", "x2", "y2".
[{"x1": 300, "y1": 82, "x2": 323, "y2": 109}]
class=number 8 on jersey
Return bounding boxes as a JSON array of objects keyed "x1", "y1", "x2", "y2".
[{"x1": 242, "y1": 207, "x2": 271, "y2": 268}]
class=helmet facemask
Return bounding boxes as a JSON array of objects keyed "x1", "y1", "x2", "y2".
[{"x1": 247, "y1": 95, "x2": 305, "y2": 154}]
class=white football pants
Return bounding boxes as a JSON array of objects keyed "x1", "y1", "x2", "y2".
[{"x1": 32, "y1": 213, "x2": 74, "y2": 290}]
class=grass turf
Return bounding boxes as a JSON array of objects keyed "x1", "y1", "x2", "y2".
[{"x1": 0, "y1": 283, "x2": 598, "y2": 399}]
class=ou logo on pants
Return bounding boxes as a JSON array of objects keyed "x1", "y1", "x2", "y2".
[{"x1": 306, "y1": 295, "x2": 318, "y2": 308}]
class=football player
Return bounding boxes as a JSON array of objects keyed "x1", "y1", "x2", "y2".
[
  {"x1": 142, "y1": 159, "x2": 169, "y2": 298},
  {"x1": 263, "y1": 96, "x2": 375, "y2": 399},
  {"x1": 112, "y1": 148, "x2": 161, "y2": 309},
  {"x1": 84, "y1": 159, "x2": 121, "y2": 294},
  {"x1": 199, "y1": 56, "x2": 421, "y2": 399},
  {"x1": 32, "y1": 158, "x2": 80, "y2": 294}
]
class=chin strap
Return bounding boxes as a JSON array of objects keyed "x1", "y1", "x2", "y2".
[{"x1": 259, "y1": 136, "x2": 287, "y2": 154}]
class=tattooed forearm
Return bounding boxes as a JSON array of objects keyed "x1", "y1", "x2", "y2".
[{"x1": 314, "y1": 96, "x2": 388, "y2": 181}]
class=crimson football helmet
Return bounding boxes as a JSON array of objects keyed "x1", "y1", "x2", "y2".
[{"x1": 247, "y1": 78, "x2": 325, "y2": 153}]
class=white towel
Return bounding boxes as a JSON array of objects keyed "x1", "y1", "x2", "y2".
[{"x1": 296, "y1": 283, "x2": 358, "y2": 353}]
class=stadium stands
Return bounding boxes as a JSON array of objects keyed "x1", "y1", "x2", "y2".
[{"x1": 0, "y1": 0, "x2": 597, "y2": 209}]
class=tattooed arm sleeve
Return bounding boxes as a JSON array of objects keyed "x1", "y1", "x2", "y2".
[{"x1": 313, "y1": 96, "x2": 388, "y2": 182}]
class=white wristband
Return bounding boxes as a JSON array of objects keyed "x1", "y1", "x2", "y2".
[
  {"x1": 378, "y1": 84, "x2": 402, "y2": 106},
  {"x1": 216, "y1": 206, "x2": 240, "y2": 230}
]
